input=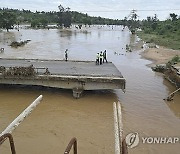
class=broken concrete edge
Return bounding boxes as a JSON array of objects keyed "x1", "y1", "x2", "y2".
[
  {"x1": 0, "y1": 74, "x2": 125, "y2": 82},
  {"x1": 0, "y1": 57, "x2": 112, "y2": 64}
]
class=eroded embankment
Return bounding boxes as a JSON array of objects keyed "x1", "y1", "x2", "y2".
[{"x1": 135, "y1": 38, "x2": 180, "y2": 88}]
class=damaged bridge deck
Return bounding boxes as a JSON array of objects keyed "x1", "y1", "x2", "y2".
[{"x1": 0, "y1": 58, "x2": 126, "y2": 98}]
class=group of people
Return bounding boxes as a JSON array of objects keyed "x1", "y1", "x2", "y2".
[
  {"x1": 96, "y1": 50, "x2": 108, "y2": 65},
  {"x1": 64, "y1": 49, "x2": 108, "y2": 64}
]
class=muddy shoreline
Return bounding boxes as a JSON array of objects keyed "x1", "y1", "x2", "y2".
[
  {"x1": 136, "y1": 37, "x2": 180, "y2": 88},
  {"x1": 140, "y1": 44, "x2": 180, "y2": 67}
]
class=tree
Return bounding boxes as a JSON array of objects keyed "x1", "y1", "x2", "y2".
[
  {"x1": 40, "y1": 18, "x2": 48, "y2": 28},
  {"x1": 57, "y1": 4, "x2": 64, "y2": 26},
  {"x1": 31, "y1": 18, "x2": 48, "y2": 28},
  {"x1": 0, "y1": 11, "x2": 16, "y2": 31},
  {"x1": 153, "y1": 14, "x2": 158, "y2": 22},
  {"x1": 31, "y1": 19, "x2": 40, "y2": 28},
  {"x1": 16, "y1": 16, "x2": 24, "y2": 31},
  {"x1": 130, "y1": 10, "x2": 138, "y2": 21},
  {"x1": 63, "y1": 7, "x2": 72, "y2": 28},
  {"x1": 82, "y1": 17, "x2": 91, "y2": 26},
  {"x1": 57, "y1": 4, "x2": 72, "y2": 28},
  {"x1": 126, "y1": 10, "x2": 139, "y2": 34},
  {"x1": 151, "y1": 14, "x2": 158, "y2": 30},
  {"x1": 170, "y1": 13, "x2": 178, "y2": 21}
]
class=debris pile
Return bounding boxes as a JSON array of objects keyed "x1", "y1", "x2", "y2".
[
  {"x1": 0, "y1": 65, "x2": 36, "y2": 77},
  {"x1": 0, "y1": 65, "x2": 51, "y2": 77},
  {"x1": 10, "y1": 40, "x2": 31, "y2": 48},
  {"x1": 0, "y1": 66, "x2": 6, "y2": 73},
  {"x1": 151, "y1": 64, "x2": 166, "y2": 73}
]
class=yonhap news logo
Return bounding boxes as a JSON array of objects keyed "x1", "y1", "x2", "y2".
[
  {"x1": 125, "y1": 132, "x2": 140, "y2": 148},
  {"x1": 125, "y1": 132, "x2": 180, "y2": 149}
]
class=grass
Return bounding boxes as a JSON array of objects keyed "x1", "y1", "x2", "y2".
[{"x1": 137, "y1": 31, "x2": 180, "y2": 50}]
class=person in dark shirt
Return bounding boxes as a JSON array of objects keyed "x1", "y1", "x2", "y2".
[
  {"x1": 103, "y1": 50, "x2": 108, "y2": 63},
  {"x1": 65, "y1": 49, "x2": 68, "y2": 61}
]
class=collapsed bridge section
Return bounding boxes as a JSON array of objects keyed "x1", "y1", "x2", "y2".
[{"x1": 0, "y1": 58, "x2": 126, "y2": 98}]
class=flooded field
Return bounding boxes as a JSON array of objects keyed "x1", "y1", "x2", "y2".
[{"x1": 0, "y1": 25, "x2": 180, "y2": 154}]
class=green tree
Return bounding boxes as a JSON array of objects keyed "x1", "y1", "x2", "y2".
[
  {"x1": 57, "y1": 4, "x2": 64, "y2": 26},
  {"x1": 0, "y1": 11, "x2": 16, "y2": 31},
  {"x1": 82, "y1": 17, "x2": 91, "y2": 26},
  {"x1": 63, "y1": 7, "x2": 72, "y2": 28},
  {"x1": 57, "y1": 5, "x2": 72, "y2": 28},
  {"x1": 40, "y1": 18, "x2": 48, "y2": 28},
  {"x1": 31, "y1": 19, "x2": 40, "y2": 28},
  {"x1": 170, "y1": 13, "x2": 178, "y2": 21},
  {"x1": 126, "y1": 10, "x2": 139, "y2": 34},
  {"x1": 151, "y1": 14, "x2": 158, "y2": 30}
]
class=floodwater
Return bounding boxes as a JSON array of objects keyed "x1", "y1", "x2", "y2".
[{"x1": 0, "y1": 25, "x2": 180, "y2": 154}]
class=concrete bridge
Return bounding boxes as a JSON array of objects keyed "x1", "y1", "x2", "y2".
[{"x1": 0, "y1": 58, "x2": 126, "y2": 98}]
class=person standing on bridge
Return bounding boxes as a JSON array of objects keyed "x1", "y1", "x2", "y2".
[
  {"x1": 65, "y1": 49, "x2": 68, "y2": 61},
  {"x1": 100, "y1": 51, "x2": 103, "y2": 65},
  {"x1": 96, "y1": 52, "x2": 100, "y2": 65},
  {"x1": 103, "y1": 50, "x2": 108, "y2": 63}
]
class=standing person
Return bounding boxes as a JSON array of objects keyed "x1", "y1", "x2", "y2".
[
  {"x1": 100, "y1": 51, "x2": 103, "y2": 65},
  {"x1": 103, "y1": 50, "x2": 108, "y2": 63},
  {"x1": 96, "y1": 53, "x2": 100, "y2": 65},
  {"x1": 65, "y1": 49, "x2": 68, "y2": 61}
]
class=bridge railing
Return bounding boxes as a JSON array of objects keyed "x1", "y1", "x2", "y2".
[
  {"x1": 113, "y1": 102, "x2": 128, "y2": 154},
  {"x1": 64, "y1": 137, "x2": 77, "y2": 154},
  {"x1": 0, "y1": 134, "x2": 77, "y2": 154},
  {"x1": 34, "y1": 67, "x2": 50, "y2": 75},
  {"x1": 0, "y1": 133, "x2": 16, "y2": 154}
]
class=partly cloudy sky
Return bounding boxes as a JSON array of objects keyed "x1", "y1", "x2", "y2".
[{"x1": 0, "y1": 0, "x2": 180, "y2": 20}]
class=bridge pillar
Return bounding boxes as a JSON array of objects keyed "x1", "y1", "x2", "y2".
[{"x1": 72, "y1": 88, "x2": 83, "y2": 99}]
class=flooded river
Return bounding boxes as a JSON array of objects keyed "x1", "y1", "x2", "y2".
[{"x1": 0, "y1": 25, "x2": 180, "y2": 154}]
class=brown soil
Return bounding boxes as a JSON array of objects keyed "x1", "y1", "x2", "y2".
[{"x1": 141, "y1": 46, "x2": 180, "y2": 67}]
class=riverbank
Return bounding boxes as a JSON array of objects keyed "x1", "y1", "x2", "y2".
[
  {"x1": 141, "y1": 46, "x2": 180, "y2": 67},
  {"x1": 136, "y1": 30, "x2": 180, "y2": 66},
  {"x1": 136, "y1": 36, "x2": 180, "y2": 88}
]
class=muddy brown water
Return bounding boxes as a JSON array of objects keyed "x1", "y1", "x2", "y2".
[{"x1": 0, "y1": 25, "x2": 179, "y2": 154}]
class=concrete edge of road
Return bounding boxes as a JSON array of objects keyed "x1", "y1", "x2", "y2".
[{"x1": 0, "y1": 57, "x2": 113, "y2": 63}]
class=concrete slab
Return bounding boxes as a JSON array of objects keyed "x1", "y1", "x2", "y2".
[
  {"x1": 0, "y1": 58, "x2": 126, "y2": 98},
  {"x1": 0, "y1": 58, "x2": 123, "y2": 78}
]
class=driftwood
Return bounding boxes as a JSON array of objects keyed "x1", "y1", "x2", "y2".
[{"x1": 164, "y1": 88, "x2": 180, "y2": 101}]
